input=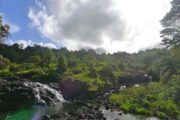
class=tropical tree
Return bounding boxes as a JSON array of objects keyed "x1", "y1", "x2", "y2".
[
  {"x1": 0, "y1": 16, "x2": 10, "y2": 43},
  {"x1": 160, "y1": 0, "x2": 180, "y2": 47},
  {"x1": 30, "y1": 55, "x2": 42, "y2": 67},
  {"x1": 42, "y1": 49, "x2": 56, "y2": 68},
  {"x1": 57, "y1": 55, "x2": 67, "y2": 73},
  {"x1": 0, "y1": 55, "x2": 10, "y2": 70}
]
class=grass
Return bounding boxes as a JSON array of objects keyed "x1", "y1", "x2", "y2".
[
  {"x1": 70, "y1": 70, "x2": 105, "y2": 92},
  {"x1": 109, "y1": 82, "x2": 180, "y2": 119},
  {"x1": 73, "y1": 72, "x2": 104, "y2": 85}
]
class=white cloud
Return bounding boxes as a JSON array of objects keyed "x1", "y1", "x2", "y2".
[
  {"x1": 28, "y1": 7, "x2": 58, "y2": 39},
  {"x1": 28, "y1": 0, "x2": 172, "y2": 53},
  {"x1": 0, "y1": 13, "x2": 21, "y2": 33},
  {"x1": 16, "y1": 40, "x2": 32, "y2": 48},
  {"x1": 37, "y1": 42, "x2": 57, "y2": 49},
  {"x1": 7, "y1": 40, "x2": 57, "y2": 49},
  {"x1": 9, "y1": 23, "x2": 21, "y2": 33}
]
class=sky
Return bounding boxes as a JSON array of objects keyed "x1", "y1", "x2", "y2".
[{"x1": 0, "y1": 0, "x2": 172, "y2": 53}]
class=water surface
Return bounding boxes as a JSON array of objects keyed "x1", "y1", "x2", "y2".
[{"x1": 1, "y1": 103, "x2": 160, "y2": 120}]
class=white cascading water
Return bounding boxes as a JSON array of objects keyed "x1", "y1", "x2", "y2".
[{"x1": 23, "y1": 82, "x2": 65, "y2": 105}]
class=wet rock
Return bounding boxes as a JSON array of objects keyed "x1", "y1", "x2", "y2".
[
  {"x1": 0, "y1": 79, "x2": 64, "y2": 111},
  {"x1": 119, "y1": 112, "x2": 122, "y2": 115},
  {"x1": 105, "y1": 105, "x2": 110, "y2": 110},
  {"x1": 42, "y1": 103, "x2": 105, "y2": 120},
  {"x1": 43, "y1": 114, "x2": 50, "y2": 120},
  {"x1": 51, "y1": 114, "x2": 60, "y2": 119}
]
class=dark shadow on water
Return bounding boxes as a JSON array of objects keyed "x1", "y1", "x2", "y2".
[{"x1": 0, "y1": 102, "x2": 77, "y2": 120}]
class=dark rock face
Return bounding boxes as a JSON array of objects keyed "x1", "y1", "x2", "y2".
[
  {"x1": 59, "y1": 78, "x2": 88, "y2": 99},
  {"x1": 0, "y1": 80, "x2": 35, "y2": 111},
  {"x1": 0, "y1": 79, "x2": 64, "y2": 112}
]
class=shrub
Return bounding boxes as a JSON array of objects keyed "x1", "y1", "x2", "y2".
[{"x1": 0, "y1": 71, "x2": 13, "y2": 77}]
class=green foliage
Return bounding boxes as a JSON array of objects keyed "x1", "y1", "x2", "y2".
[
  {"x1": 109, "y1": 79, "x2": 180, "y2": 119},
  {"x1": 9, "y1": 64, "x2": 20, "y2": 73},
  {"x1": 120, "y1": 103, "x2": 150, "y2": 115},
  {"x1": 0, "y1": 71, "x2": 13, "y2": 77},
  {"x1": 29, "y1": 56, "x2": 42, "y2": 67},
  {"x1": 0, "y1": 16, "x2": 9, "y2": 43},
  {"x1": 161, "y1": 0, "x2": 180, "y2": 47},
  {"x1": 67, "y1": 59, "x2": 78, "y2": 68},
  {"x1": 99, "y1": 64, "x2": 119, "y2": 84},
  {"x1": 88, "y1": 63, "x2": 98, "y2": 78},
  {"x1": 0, "y1": 43, "x2": 179, "y2": 91},
  {"x1": 42, "y1": 49, "x2": 56, "y2": 68},
  {"x1": 15, "y1": 69, "x2": 46, "y2": 80},
  {"x1": 160, "y1": 70, "x2": 172, "y2": 83},
  {"x1": 8, "y1": 63, "x2": 35, "y2": 73},
  {"x1": 57, "y1": 55, "x2": 67, "y2": 73},
  {"x1": 0, "y1": 55, "x2": 10, "y2": 70}
]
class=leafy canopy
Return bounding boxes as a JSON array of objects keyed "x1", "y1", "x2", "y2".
[
  {"x1": 161, "y1": 0, "x2": 180, "y2": 47},
  {"x1": 0, "y1": 16, "x2": 9, "y2": 43}
]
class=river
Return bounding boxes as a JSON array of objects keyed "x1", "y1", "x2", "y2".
[{"x1": 1, "y1": 103, "x2": 159, "y2": 120}]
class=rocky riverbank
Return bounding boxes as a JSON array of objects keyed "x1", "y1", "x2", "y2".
[
  {"x1": 41, "y1": 86, "x2": 124, "y2": 120},
  {"x1": 0, "y1": 79, "x2": 159, "y2": 120},
  {"x1": 42, "y1": 103, "x2": 105, "y2": 120},
  {"x1": 0, "y1": 79, "x2": 64, "y2": 112},
  {"x1": 0, "y1": 79, "x2": 108, "y2": 119}
]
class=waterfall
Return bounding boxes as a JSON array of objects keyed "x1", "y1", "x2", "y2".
[{"x1": 23, "y1": 82, "x2": 65, "y2": 106}]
